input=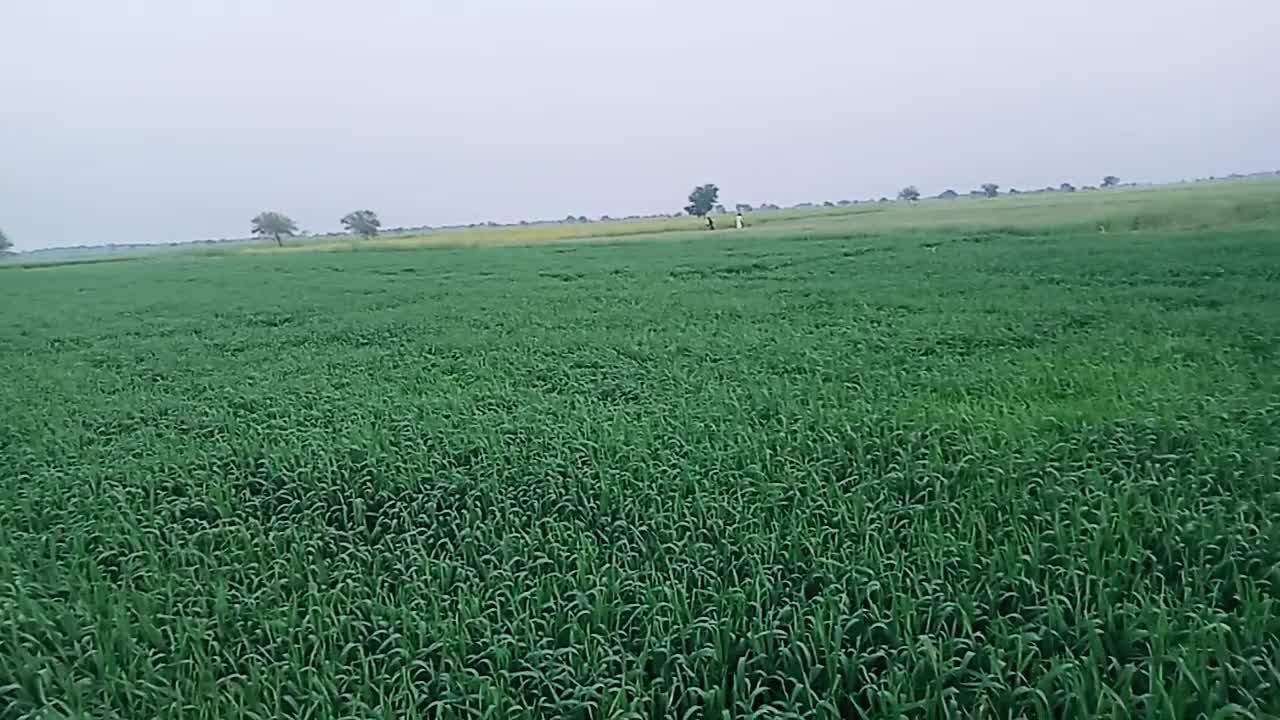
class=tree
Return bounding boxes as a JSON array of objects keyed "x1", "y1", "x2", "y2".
[
  {"x1": 735, "y1": 203, "x2": 753, "y2": 213},
  {"x1": 898, "y1": 186, "x2": 921, "y2": 202},
  {"x1": 1060, "y1": 182, "x2": 1076, "y2": 193},
  {"x1": 980, "y1": 183, "x2": 999, "y2": 198},
  {"x1": 937, "y1": 189, "x2": 958, "y2": 200},
  {"x1": 684, "y1": 184, "x2": 720, "y2": 217},
  {"x1": 1102, "y1": 175, "x2": 1121, "y2": 188},
  {"x1": 0, "y1": 228, "x2": 10, "y2": 253},
  {"x1": 251, "y1": 211, "x2": 298, "y2": 247},
  {"x1": 341, "y1": 210, "x2": 381, "y2": 239}
]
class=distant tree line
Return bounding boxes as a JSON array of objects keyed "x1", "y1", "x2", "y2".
[
  {"x1": 14, "y1": 168, "x2": 1260, "y2": 255},
  {"x1": 922, "y1": 176, "x2": 1121, "y2": 201},
  {"x1": 250, "y1": 209, "x2": 387, "y2": 247},
  {"x1": 230, "y1": 173, "x2": 1128, "y2": 249},
  {"x1": 672, "y1": 175, "x2": 1123, "y2": 227}
]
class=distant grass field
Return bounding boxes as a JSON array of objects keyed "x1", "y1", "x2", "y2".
[
  {"x1": 2, "y1": 181, "x2": 1279, "y2": 718},
  {"x1": 246, "y1": 180, "x2": 1280, "y2": 254}
]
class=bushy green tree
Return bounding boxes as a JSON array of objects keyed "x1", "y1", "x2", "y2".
[
  {"x1": 684, "y1": 184, "x2": 720, "y2": 217},
  {"x1": 251, "y1": 212, "x2": 298, "y2": 247},
  {"x1": 341, "y1": 210, "x2": 381, "y2": 239}
]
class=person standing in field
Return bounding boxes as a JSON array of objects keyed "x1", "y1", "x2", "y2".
[
  {"x1": 706, "y1": 215, "x2": 715, "y2": 230},
  {"x1": 735, "y1": 211, "x2": 745, "y2": 230}
]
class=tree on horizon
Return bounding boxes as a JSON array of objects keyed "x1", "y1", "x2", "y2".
[
  {"x1": 684, "y1": 184, "x2": 720, "y2": 217},
  {"x1": 251, "y1": 211, "x2": 298, "y2": 247},
  {"x1": 341, "y1": 210, "x2": 381, "y2": 239}
]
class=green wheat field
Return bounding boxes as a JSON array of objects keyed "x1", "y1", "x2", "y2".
[{"x1": 2, "y1": 183, "x2": 1280, "y2": 718}]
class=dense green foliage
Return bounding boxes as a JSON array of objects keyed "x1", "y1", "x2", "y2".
[
  {"x1": 685, "y1": 184, "x2": 720, "y2": 217},
  {"x1": 342, "y1": 210, "x2": 382, "y2": 239},
  {"x1": 2, "y1": 207, "x2": 1279, "y2": 717},
  {"x1": 250, "y1": 211, "x2": 299, "y2": 247}
]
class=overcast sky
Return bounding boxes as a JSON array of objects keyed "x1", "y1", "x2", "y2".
[{"x1": 2, "y1": 1, "x2": 1277, "y2": 250}]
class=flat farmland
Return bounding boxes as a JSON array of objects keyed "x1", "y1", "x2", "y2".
[{"x1": 2, "y1": 185, "x2": 1279, "y2": 718}]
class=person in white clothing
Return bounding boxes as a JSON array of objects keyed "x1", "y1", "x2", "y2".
[{"x1": 735, "y1": 212, "x2": 745, "y2": 230}]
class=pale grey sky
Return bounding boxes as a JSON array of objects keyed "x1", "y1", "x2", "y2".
[{"x1": 2, "y1": 0, "x2": 1277, "y2": 249}]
